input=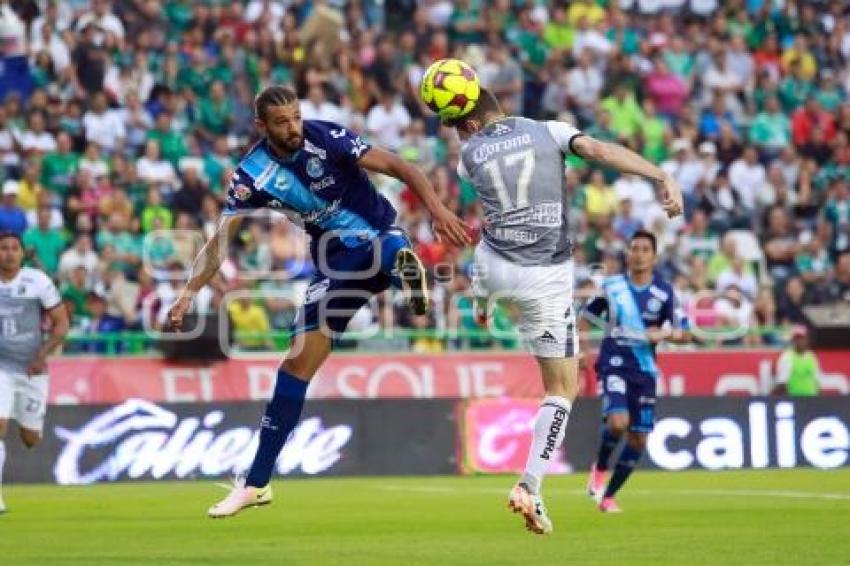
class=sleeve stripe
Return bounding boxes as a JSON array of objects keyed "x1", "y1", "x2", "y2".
[{"x1": 568, "y1": 133, "x2": 585, "y2": 156}]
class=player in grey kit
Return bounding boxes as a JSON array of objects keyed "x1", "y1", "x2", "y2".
[
  {"x1": 0, "y1": 232, "x2": 69, "y2": 513},
  {"x1": 446, "y1": 88, "x2": 683, "y2": 534}
]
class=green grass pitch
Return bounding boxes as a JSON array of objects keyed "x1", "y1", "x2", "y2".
[{"x1": 2, "y1": 469, "x2": 849, "y2": 565}]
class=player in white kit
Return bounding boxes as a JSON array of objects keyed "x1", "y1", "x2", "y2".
[
  {"x1": 447, "y1": 89, "x2": 683, "y2": 534},
  {"x1": 0, "y1": 232, "x2": 69, "y2": 513}
]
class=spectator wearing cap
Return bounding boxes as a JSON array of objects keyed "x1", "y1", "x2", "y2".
[
  {"x1": 695, "y1": 141, "x2": 720, "y2": 188},
  {"x1": 22, "y1": 204, "x2": 66, "y2": 276},
  {"x1": 773, "y1": 326, "x2": 821, "y2": 397},
  {"x1": 0, "y1": 180, "x2": 26, "y2": 235}
]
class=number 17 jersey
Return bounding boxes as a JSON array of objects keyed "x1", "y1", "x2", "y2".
[{"x1": 457, "y1": 116, "x2": 583, "y2": 266}]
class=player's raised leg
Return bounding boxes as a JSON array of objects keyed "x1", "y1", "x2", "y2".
[
  {"x1": 208, "y1": 329, "x2": 330, "y2": 518},
  {"x1": 510, "y1": 356, "x2": 578, "y2": 534}
]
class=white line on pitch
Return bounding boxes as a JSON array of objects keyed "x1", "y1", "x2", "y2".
[{"x1": 377, "y1": 485, "x2": 850, "y2": 501}]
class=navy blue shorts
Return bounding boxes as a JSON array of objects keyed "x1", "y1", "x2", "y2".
[
  {"x1": 293, "y1": 229, "x2": 410, "y2": 336},
  {"x1": 600, "y1": 370, "x2": 657, "y2": 433}
]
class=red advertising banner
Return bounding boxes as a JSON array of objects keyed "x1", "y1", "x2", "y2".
[{"x1": 45, "y1": 350, "x2": 850, "y2": 405}]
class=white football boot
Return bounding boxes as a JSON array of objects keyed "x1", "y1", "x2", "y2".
[
  {"x1": 208, "y1": 478, "x2": 273, "y2": 518},
  {"x1": 508, "y1": 482, "x2": 553, "y2": 535}
]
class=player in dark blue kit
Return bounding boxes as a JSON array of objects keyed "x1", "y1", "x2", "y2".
[
  {"x1": 580, "y1": 230, "x2": 690, "y2": 513},
  {"x1": 167, "y1": 86, "x2": 470, "y2": 517}
]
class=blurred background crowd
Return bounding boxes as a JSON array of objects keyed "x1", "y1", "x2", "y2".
[{"x1": 0, "y1": 0, "x2": 848, "y2": 353}]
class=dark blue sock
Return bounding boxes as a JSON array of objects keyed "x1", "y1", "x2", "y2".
[
  {"x1": 603, "y1": 444, "x2": 643, "y2": 499},
  {"x1": 595, "y1": 428, "x2": 621, "y2": 471},
  {"x1": 245, "y1": 369, "x2": 308, "y2": 488}
]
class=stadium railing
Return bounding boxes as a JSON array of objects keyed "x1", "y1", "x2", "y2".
[{"x1": 60, "y1": 326, "x2": 794, "y2": 356}]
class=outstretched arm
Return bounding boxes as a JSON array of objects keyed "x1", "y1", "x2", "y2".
[
  {"x1": 571, "y1": 135, "x2": 684, "y2": 218},
  {"x1": 168, "y1": 214, "x2": 243, "y2": 330},
  {"x1": 359, "y1": 147, "x2": 471, "y2": 247}
]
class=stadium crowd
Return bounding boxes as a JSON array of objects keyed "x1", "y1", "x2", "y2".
[{"x1": 0, "y1": 0, "x2": 848, "y2": 352}]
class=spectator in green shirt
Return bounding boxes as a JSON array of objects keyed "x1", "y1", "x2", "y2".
[
  {"x1": 778, "y1": 60, "x2": 814, "y2": 112},
  {"x1": 542, "y1": 5, "x2": 574, "y2": 52},
  {"x1": 196, "y1": 80, "x2": 233, "y2": 146},
  {"x1": 146, "y1": 112, "x2": 188, "y2": 167},
  {"x1": 600, "y1": 84, "x2": 644, "y2": 140},
  {"x1": 449, "y1": 0, "x2": 484, "y2": 44},
  {"x1": 814, "y1": 70, "x2": 843, "y2": 112},
  {"x1": 61, "y1": 265, "x2": 91, "y2": 321},
  {"x1": 140, "y1": 187, "x2": 173, "y2": 234},
  {"x1": 96, "y1": 213, "x2": 142, "y2": 275},
  {"x1": 749, "y1": 96, "x2": 791, "y2": 156},
  {"x1": 176, "y1": 48, "x2": 212, "y2": 98},
  {"x1": 639, "y1": 99, "x2": 669, "y2": 164},
  {"x1": 40, "y1": 132, "x2": 79, "y2": 197},
  {"x1": 22, "y1": 205, "x2": 66, "y2": 275},
  {"x1": 203, "y1": 136, "x2": 236, "y2": 196}
]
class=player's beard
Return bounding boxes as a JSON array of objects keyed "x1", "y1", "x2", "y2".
[{"x1": 269, "y1": 133, "x2": 304, "y2": 156}]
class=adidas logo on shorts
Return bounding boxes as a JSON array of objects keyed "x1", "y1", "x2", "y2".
[{"x1": 538, "y1": 331, "x2": 558, "y2": 344}]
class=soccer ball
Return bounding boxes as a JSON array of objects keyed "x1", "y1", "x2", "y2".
[{"x1": 419, "y1": 58, "x2": 481, "y2": 120}]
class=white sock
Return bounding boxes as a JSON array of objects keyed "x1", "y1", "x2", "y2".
[{"x1": 520, "y1": 396, "x2": 571, "y2": 495}]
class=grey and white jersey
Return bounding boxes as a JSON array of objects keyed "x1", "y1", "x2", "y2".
[
  {"x1": 458, "y1": 117, "x2": 582, "y2": 266},
  {"x1": 0, "y1": 267, "x2": 61, "y2": 373}
]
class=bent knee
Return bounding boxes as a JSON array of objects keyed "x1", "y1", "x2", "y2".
[
  {"x1": 606, "y1": 413, "x2": 629, "y2": 435},
  {"x1": 627, "y1": 432, "x2": 648, "y2": 451},
  {"x1": 20, "y1": 428, "x2": 42, "y2": 448}
]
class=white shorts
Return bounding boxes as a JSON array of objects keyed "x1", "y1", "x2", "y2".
[
  {"x1": 472, "y1": 243, "x2": 578, "y2": 358},
  {"x1": 0, "y1": 368, "x2": 49, "y2": 432}
]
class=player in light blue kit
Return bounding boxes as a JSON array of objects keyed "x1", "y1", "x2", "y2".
[
  {"x1": 167, "y1": 86, "x2": 470, "y2": 517},
  {"x1": 581, "y1": 230, "x2": 691, "y2": 513}
]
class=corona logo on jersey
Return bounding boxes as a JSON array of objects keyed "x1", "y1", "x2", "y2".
[{"x1": 52, "y1": 399, "x2": 352, "y2": 485}]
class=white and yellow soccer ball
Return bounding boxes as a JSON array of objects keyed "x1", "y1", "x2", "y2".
[{"x1": 419, "y1": 58, "x2": 481, "y2": 120}]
